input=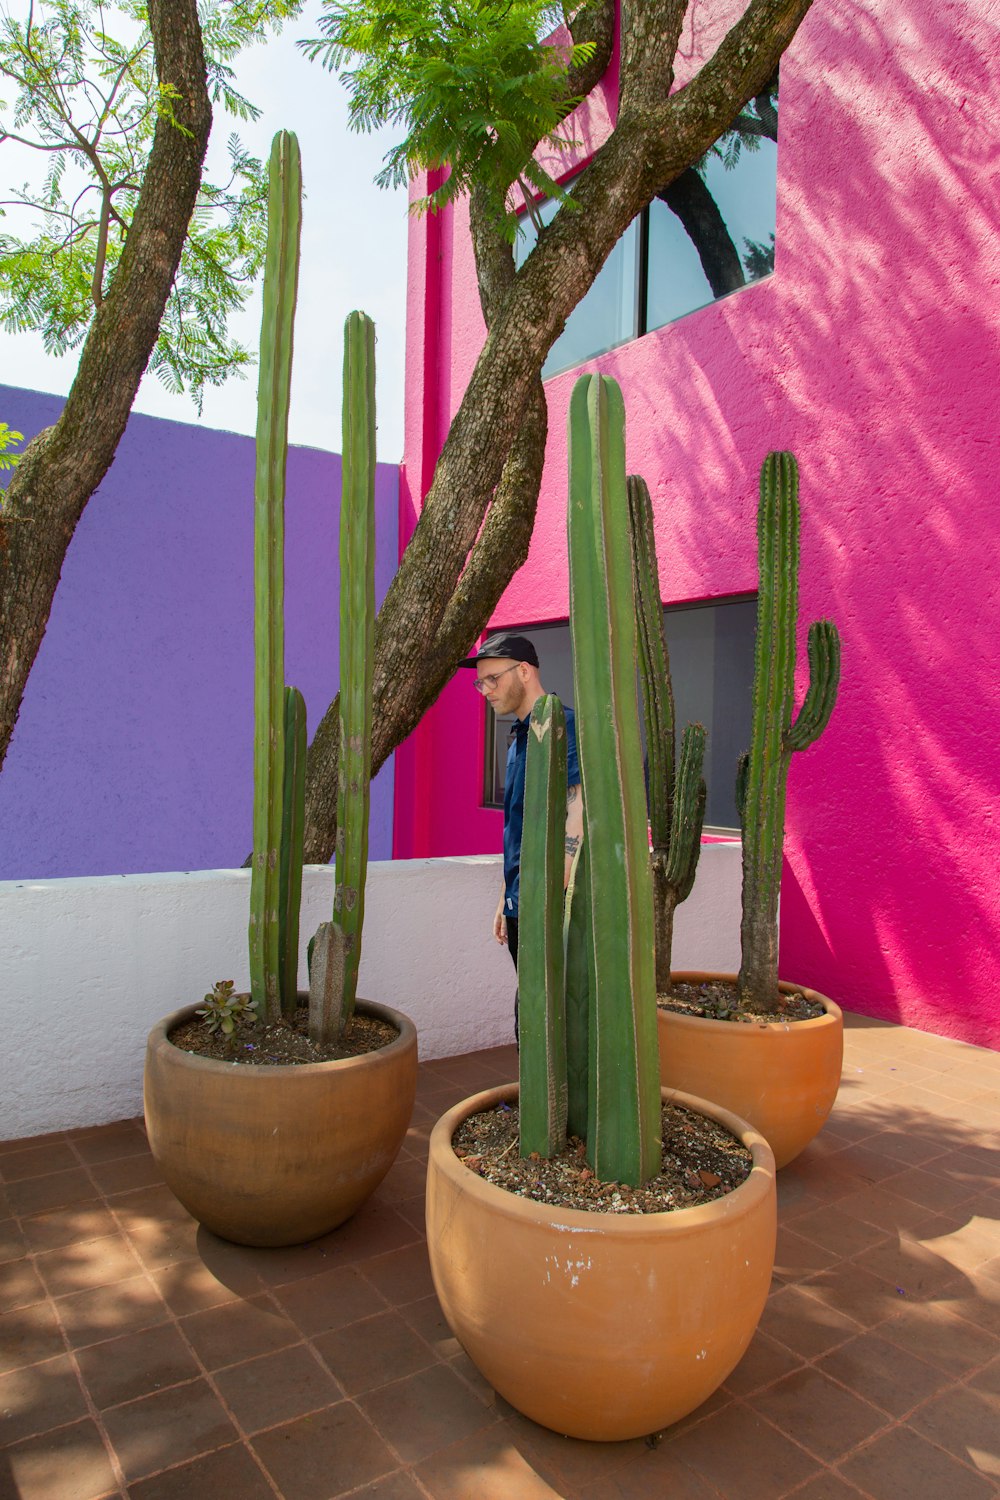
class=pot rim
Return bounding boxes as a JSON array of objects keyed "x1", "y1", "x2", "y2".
[
  {"x1": 146, "y1": 997, "x2": 417, "y2": 1080},
  {"x1": 661, "y1": 972, "x2": 843, "y2": 1032},
  {"x1": 429, "y1": 1082, "x2": 776, "y2": 1237}
]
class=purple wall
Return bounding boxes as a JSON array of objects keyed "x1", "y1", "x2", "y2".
[{"x1": 0, "y1": 385, "x2": 397, "y2": 878}]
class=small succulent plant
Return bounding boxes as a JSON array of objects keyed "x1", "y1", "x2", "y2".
[{"x1": 196, "y1": 981, "x2": 258, "y2": 1036}]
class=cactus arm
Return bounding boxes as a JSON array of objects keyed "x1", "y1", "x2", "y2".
[
  {"x1": 787, "y1": 619, "x2": 841, "y2": 750},
  {"x1": 627, "y1": 474, "x2": 675, "y2": 849},
  {"x1": 249, "y1": 130, "x2": 302, "y2": 1024},
  {"x1": 518, "y1": 695, "x2": 569, "y2": 1159},
  {"x1": 666, "y1": 722, "x2": 707, "y2": 895},
  {"x1": 568, "y1": 373, "x2": 660, "y2": 1187},
  {"x1": 279, "y1": 685, "x2": 307, "y2": 1019},
  {"x1": 563, "y1": 839, "x2": 591, "y2": 1141}
]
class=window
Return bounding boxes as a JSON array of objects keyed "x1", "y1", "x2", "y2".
[
  {"x1": 515, "y1": 96, "x2": 778, "y2": 379},
  {"x1": 482, "y1": 597, "x2": 757, "y2": 833}
]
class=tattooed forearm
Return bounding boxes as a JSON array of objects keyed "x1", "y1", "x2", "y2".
[
  {"x1": 565, "y1": 833, "x2": 580, "y2": 857},
  {"x1": 567, "y1": 784, "x2": 579, "y2": 806}
]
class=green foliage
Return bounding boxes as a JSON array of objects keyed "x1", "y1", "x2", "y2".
[
  {"x1": 196, "y1": 979, "x2": 258, "y2": 1036},
  {"x1": 0, "y1": 0, "x2": 303, "y2": 408},
  {"x1": 301, "y1": 0, "x2": 594, "y2": 235},
  {"x1": 0, "y1": 420, "x2": 22, "y2": 470}
]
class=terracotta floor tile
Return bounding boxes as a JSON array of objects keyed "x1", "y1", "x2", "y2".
[
  {"x1": 0, "y1": 1257, "x2": 47, "y2": 1312},
  {"x1": 148, "y1": 1256, "x2": 261, "y2": 1316},
  {"x1": 315, "y1": 1308, "x2": 438, "y2": 1396},
  {"x1": 830, "y1": 1184, "x2": 935, "y2": 1235},
  {"x1": 101, "y1": 1377, "x2": 238, "y2": 1482},
  {"x1": 121, "y1": 1214, "x2": 202, "y2": 1272},
  {"x1": 375, "y1": 1155, "x2": 431, "y2": 1206},
  {"x1": 0, "y1": 1141, "x2": 80, "y2": 1182},
  {"x1": 862, "y1": 1130, "x2": 952, "y2": 1168},
  {"x1": 225, "y1": 1235, "x2": 348, "y2": 1291},
  {"x1": 837, "y1": 1423, "x2": 996, "y2": 1500},
  {"x1": 816, "y1": 1330, "x2": 954, "y2": 1417},
  {"x1": 773, "y1": 1227, "x2": 842, "y2": 1283},
  {"x1": 884, "y1": 1166, "x2": 981, "y2": 1214},
  {"x1": 909, "y1": 1382, "x2": 1000, "y2": 1480},
  {"x1": 306, "y1": 1199, "x2": 422, "y2": 1270},
  {"x1": 359, "y1": 1363, "x2": 496, "y2": 1465},
  {"x1": 108, "y1": 1183, "x2": 195, "y2": 1231},
  {"x1": 178, "y1": 1293, "x2": 301, "y2": 1370},
  {"x1": 347, "y1": 1471, "x2": 434, "y2": 1500},
  {"x1": 399, "y1": 1293, "x2": 463, "y2": 1360},
  {"x1": 1, "y1": 1416, "x2": 119, "y2": 1500},
  {"x1": 852, "y1": 1230, "x2": 967, "y2": 1303},
  {"x1": 274, "y1": 1263, "x2": 389, "y2": 1336},
  {"x1": 747, "y1": 1367, "x2": 888, "y2": 1463},
  {"x1": 447, "y1": 1348, "x2": 501, "y2": 1408},
  {"x1": 577, "y1": 1443, "x2": 723, "y2": 1500},
  {"x1": 34, "y1": 1231, "x2": 143, "y2": 1298},
  {"x1": 19, "y1": 1204, "x2": 119, "y2": 1254},
  {"x1": 0, "y1": 1352, "x2": 89, "y2": 1444},
  {"x1": 918, "y1": 1214, "x2": 1000, "y2": 1276},
  {"x1": 0, "y1": 1217, "x2": 27, "y2": 1264},
  {"x1": 360, "y1": 1241, "x2": 436, "y2": 1307},
  {"x1": 826, "y1": 1144, "x2": 908, "y2": 1186},
  {"x1": 251, "y1": 1401, "x2": 398, "y2": 1499},
  {"x1": 969, "y1": 1354, "x2": 1000, "y2": 1397},
  {"x1": 57, "y1": 1273, "x2": 170, "y2": 1348},
  {"x1": 0, "y1": 1300, "x2": 66, "y2": 1375},
  {"x1": 722, "y1": 1331, "x2": 807, "y2": 1397},
  {"x1": 0, "y1": 1129, "x2": 68, "y2": 1156},
  {"x1": 877, "y1": 1303, "x2": 1000, "y2": 1375},
  {"x1": 5, "y1": 1168, "x2": 101, "y2": 1218},
  {"x1": 88, "y1": 1151, "x2": 164, "y2": 1197},
  {"x1": 664, "y1": 1401, "x2": 820, "y2": 1499},
  {"x1": 791, "y1": 1204, "x2": 890, "y2": 1259},
  {"x1": 758, "y1": 1283, "x2": 862, "y2": 1360},
  {"x1": 414, "y1": 1426, "x2": 571, "y2": 1499},
  {"x1": 126, "y1": 1441, "x2": 275, "y2": 1500},
  {"x1": 213, "y1": 1342, "x2": 343, "y2": 1433},
  {"x1": 784, "y1": 1473, "x2": 871, "y2": 1499},
  {"x1": 70, "y1": 1121, "x2": 149, "y2": 1166},
  {"x1": 75, "y1": 1321, "x2": 201, "y2": 1410}
]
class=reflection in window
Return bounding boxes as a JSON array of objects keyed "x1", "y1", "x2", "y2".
[
  {"x1": 482, "y1": 600, "x2": 757, "y2": 832},
  {"x1": 515, "y1": 85, "x2": 778, "y2": 378}
]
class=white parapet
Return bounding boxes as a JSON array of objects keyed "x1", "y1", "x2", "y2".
[{"x1": 0, "y1": 844, "x2": 742, "y2": 1139}]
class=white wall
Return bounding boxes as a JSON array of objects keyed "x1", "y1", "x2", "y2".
[{"x1": 0, "y1": 846, "x2": 741, "y2": 1140}]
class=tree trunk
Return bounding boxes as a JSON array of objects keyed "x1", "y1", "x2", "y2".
[
  {"x1": 0, "y1": 0, "x2": 211, "y2": 771},
  {"x1": 302, "y1": 0, "x2": 816, "y2": 862},
  {"x1": 658, "y1": 169, "x2": 747, "y2": 299}
]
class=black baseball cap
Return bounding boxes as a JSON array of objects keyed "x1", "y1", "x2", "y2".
[{"x1": 458, "y1": 631, "x2": 539, "y2": 669}]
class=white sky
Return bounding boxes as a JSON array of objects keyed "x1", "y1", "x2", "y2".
[{"x1": 0, "y1": 9, "x2": 409, "y2": 460}]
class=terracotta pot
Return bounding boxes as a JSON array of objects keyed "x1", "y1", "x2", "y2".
[
  {"x1": 426, "y1": 1082, "x2": 776, "y2": 1442},
  {"x1": 658, "y1": 972, "x2": 843, "y2": 1170},
  {"x1": 144, "y1": 999, "x2": 417, "y2": 1247}
]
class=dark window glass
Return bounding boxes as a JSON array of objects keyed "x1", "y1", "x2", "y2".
[
  {"x1": 514, "y1": 92, "x2": 778, "y2": 377},
  {"x1": 481, "y1": 600, "x2": 756, "y2": 832}
]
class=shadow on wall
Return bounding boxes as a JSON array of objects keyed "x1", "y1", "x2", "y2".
[
  {"x1": 572, "y1": 3, "x2": 1000, "y2": 1046},
  {"x1": 0, "y1": 389, "x2": 399, "y2": 879}
]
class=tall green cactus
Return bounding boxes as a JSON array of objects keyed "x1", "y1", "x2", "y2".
[
  {"x1": 738, "y1": 452, "x2": 841, "y2": 1008},
  {"x1": 626, "y1": 474, "x2": 707, "y2": 991},
  {"x1": 279, "y1": 685, "x2": 307, "y2": 1018},
  {"x1": 567, "y1": 373, "x2": 661, "y2": 1186},
  {"x1": 518, "y1": 695, "x2": 569, "y2": 1158},
  {"x1": 249, "y1": 130, "x2": 302, "y2": 1024},
  {"x1": 309, "y1": 310, "x2": 377, "y2": 1043}
]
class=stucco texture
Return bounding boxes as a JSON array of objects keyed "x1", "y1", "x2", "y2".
[
  {"x1": 394, "y1": 0, "x2": 1000, "y2": 1047},
  {"x1": 0, "y1": 388, "x2": 398, "y2": 877}
]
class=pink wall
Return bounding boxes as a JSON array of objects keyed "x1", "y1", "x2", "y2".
[{"x1": 394, "y1": 0, "x2": 1000, "y2": 1049}]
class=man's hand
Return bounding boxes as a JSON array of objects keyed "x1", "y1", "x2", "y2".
[{"x1": 494, "y1": 895, "x2": 508, "y2": 946}]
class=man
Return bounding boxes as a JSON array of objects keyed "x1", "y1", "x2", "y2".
[{"x1": 459, "y1": 633, "x2": 582, "y2": 1023}]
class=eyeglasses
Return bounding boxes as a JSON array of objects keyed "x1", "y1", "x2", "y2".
[{"x1": 473, "y1": 663, "x2": 522, "y2": 694}]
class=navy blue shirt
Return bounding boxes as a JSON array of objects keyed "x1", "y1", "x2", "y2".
[{"x1": 502, "y1": 704, "x2": 579, "y2": 919}]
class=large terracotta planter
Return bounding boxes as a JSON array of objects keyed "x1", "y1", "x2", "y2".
[
  {"x1": 426, "y1": 1082, "x2": 776, "y2": 1442},
  {"x1": 658, "y1": 972, "x2": 843, "y2": 1170},
  {"x1": 144, "y1": 999, "x2": 417, "y2": 1247}
]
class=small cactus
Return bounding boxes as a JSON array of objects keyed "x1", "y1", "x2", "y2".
[{"x1": 738, "y1": 452, "x2": 841, "y2": 1008}]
